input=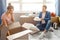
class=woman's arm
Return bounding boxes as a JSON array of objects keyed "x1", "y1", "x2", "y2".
[
  {"x1": 11, "y1": 14, "x2": 14, "y2": 22},
  {"x1": 2, "y1": 18, "x2": 8, "y2": 26}
]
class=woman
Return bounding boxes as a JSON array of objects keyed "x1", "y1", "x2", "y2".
[{"x1": 1, "y1": 5, "x2": 14, "y2": 35}]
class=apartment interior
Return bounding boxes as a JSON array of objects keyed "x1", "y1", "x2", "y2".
[{"x1": 0, "y1": 0, "x2": 60, "y2": 40}]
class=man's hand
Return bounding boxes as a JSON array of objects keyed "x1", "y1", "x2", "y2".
[
  {"x1": 40, "y1": 18, "x2": 45, "y2": 24},
  {"x1": 40, "y1": 18, "x2": 44, "y2": 20}
]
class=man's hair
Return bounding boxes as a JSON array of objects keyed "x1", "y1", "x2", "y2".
[{"x1": 43, "y1": 5, "x2": 47, "y2": 9}]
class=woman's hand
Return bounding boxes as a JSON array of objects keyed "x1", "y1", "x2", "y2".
[{"x1": 11, "y1": 14, "x2": 14, "y2": 22}]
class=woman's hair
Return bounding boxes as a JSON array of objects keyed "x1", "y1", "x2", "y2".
[
  {"x1": 7, "y1": 7, "x2": 13, "y2": 10},
  {"x1": 7, "y1": 4, "x2": 14, "y2": 10}
]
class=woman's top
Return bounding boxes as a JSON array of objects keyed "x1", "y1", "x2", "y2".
[{"x1": 1, "y1": 13, "x2": 13, "y2": 25}]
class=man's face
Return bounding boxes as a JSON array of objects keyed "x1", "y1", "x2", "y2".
[{"x1": 42, "y1": 7, "x2": 46, "y2": 12}]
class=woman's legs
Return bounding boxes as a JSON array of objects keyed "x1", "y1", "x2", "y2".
[{"x1": 8, "y1": 31, "x2": 10, "y2": 35}]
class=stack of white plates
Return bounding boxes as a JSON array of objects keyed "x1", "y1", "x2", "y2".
[{"x1": 33, "y1": 17, "x2": 41, "y2": 21}]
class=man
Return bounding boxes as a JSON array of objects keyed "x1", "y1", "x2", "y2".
[{"x1": 36, "y1": 5, "x2": 51, "y2": 38}]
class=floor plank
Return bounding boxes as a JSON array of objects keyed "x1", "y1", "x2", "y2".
[{"x1": 29, "y1": 28, "x2": 60, "y2": 40}]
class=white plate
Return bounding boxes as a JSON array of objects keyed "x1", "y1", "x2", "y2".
[{"x1": 34, "y1": 17, "x2": 41, "y2": 21}]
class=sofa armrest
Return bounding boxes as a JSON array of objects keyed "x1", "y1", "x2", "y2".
[{"x1": 51, "y1": 17, "x2": 59, "y2": 23}]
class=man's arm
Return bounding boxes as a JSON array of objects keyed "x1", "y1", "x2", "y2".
[
  {"x1": 44, "y1": 12, "x2": 51, "y2": 21},
  {"x1": 39, "y1": 12, "x2": 42, "y2": 18}
]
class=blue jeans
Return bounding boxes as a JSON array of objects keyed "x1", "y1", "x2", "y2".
[{"x1": 36, "y1": 20, "x2": 51, "y2": 31}]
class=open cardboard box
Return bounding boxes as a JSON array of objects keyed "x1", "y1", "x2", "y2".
[
  {"x1": 8, "y1": 22, "x2": 27, "y2": 35},
  {"x1": 9, "y1": 27, "x2": 27, "y2": 35},
  {"x1": 7, "y1": 22, "x2": 32, "y2": 40},
  {"x1": 7, "y1": 29, "x2": 32, "y2": 40}
]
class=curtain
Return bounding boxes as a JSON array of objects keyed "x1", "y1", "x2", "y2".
[
  {"x1": 58, "y1": 0, "x2": 60, "y2": 16},
  {"x1": 0, "y1": 0, "x2": 6, "y2": 24},
  {"x1": 55, "y1": 0, "x2": 58, "y2": 16}
]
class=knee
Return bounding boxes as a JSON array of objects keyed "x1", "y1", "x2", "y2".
[{"x1": 47, "y1": 20, "x2": 51, "y2": 24}]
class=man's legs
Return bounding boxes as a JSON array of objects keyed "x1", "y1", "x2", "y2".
[
  {"x1": 45, "y1": 20, "x2": 51, "y2": 32},
  {"x1": 36, "y1": 24, "x2": 45, "y2": 31},
  {"x1": 39, "y1": 20, "x2": 51, "y2": 38}
]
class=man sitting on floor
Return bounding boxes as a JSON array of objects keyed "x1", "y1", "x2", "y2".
[{"x1": 36, "y1": 5, "x2": 51, "y2": 38}]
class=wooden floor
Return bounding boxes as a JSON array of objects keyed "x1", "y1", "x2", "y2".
[
  {"x1": 29, "y1": 28, "x2": 60, "y2": 40},
  {"x1": 10, "y1": 27, "x2": 60, "y2": 40}
]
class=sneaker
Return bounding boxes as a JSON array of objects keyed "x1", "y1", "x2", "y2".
[
  {"x1": 49, "y1": 27, "x2": 54, "y2": 32},
  {"x1": 39, "y1": 32, "x2": 45, "y2": 39}
]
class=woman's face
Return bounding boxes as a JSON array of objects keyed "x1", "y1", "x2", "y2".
[
  {"x1": 7, "y1": 9, "x2": 13, "y2": 14},
  {"x1": 10, "y1": 9, "x2": 13, "y2": 14}
]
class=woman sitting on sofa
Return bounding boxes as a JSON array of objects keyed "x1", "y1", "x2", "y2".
[{"x1": 1, "y1": 4, "x2": 14, "y2": 35}]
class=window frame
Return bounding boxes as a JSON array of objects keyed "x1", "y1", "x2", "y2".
[{"x1": 6, "y1": 0, "x2": 56, "y2": 13}]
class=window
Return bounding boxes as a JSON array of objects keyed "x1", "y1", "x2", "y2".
[
  {"x1": 46, "y1": 0, "x2": 56, "y2": 12},
  {"x1": 22, "y1": 0, "x2": 43, "y2": 3},
  {"x1": 22, "y1": 4, "x2": 42, "y2": 12},
  {"x1": 7, "y1": 0, "x2": 19, "y2": 2},
  {"x1": 11, "y1": 3, "x2": 20, "y2": 12},
  {"x1": 22, "y1": 0, "x2": 43, "y2": 12},
  {"x1": 6, "y1": 0, "x2": 56, "y2": 13},
  {"x1": 6, "y1": 0, "x2": 20, "y2": 13}
]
